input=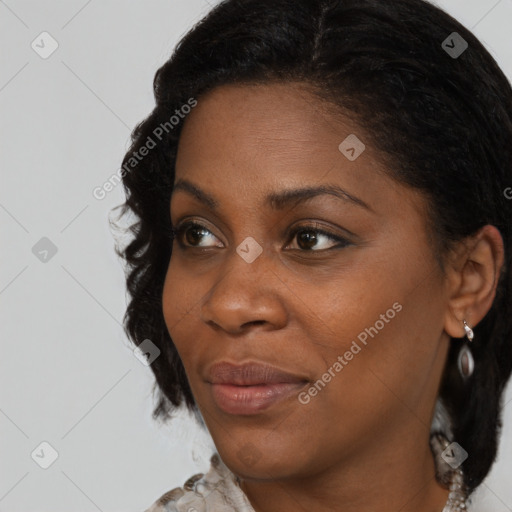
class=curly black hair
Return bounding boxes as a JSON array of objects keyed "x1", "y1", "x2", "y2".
[{"x1": 110, "y1": 0, "x2": 512, "y2": 495}]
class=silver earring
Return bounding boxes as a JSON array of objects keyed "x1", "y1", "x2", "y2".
[
  {"x1": 458, "y1": 319, "x2": 474, "y2": 380},
  {"x1": 463, "y1": 319, "x2": 474, "y2": 342}
]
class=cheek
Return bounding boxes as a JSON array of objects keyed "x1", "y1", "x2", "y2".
[
  {"x1": 301, "y1": 259, "x2": 445, "y2": 422},
  {"x1": 294, "y1": 242, "x2": 442, "y2": 391},
  {"x1": 162, "y1": 264, "x2": 182, "y2": 325},
  {"x1": 281, "y1": 254, "x2": 399, "y2": 357},
  {"x1": 161, "y1": 261, "x2": 201, "y2": 356}
]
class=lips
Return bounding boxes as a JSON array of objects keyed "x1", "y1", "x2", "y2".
[
  {"x1": 207, "y1": 361, "x2": 308, "y2": 386},
  {"x1": 206, "y1": 361, "x2": 309, "y2": 415}
]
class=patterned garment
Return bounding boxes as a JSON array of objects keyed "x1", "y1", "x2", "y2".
[{"x1": 144, "y1": 453, "x2": 255, "y2": 512}]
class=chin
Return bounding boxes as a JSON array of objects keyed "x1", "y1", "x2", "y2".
[{"x1": 212, "y1": 431, "x2": 311, "y2": 481}]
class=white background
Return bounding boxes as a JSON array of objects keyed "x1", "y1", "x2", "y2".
[{"x1": 1, "y1": 1, "x2": 511, "y2": 511}]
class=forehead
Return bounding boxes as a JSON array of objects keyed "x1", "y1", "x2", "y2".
[
  {"x1": 176, "y1": 82, "x2": 350, "y2": 163},
  {"x1": 177, "y1": 84, "x2": 363, "y2": 184},
  {"x1": 173, "y1": 82, "x2": 426, "y2": 221}
]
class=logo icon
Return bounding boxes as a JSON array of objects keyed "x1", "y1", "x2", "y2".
[
  {"x1": 441, "y1": 441, "x2": 468, "y2": 469},
  {"x1": 236, "y1": 442, "x2": 263, "y2": 467},
  {"x1": 31, "y1": 32, "x2": 59, "y2": 59},
  {"x1": 442, "y1": 32, "x2": 468, "y2": 59},
  {"x1": 31, "y1": 441, "x2": 59, "y2": 469},
  {"x1": 133, "y1": 339, "x2": 161, "y2": 366},
  {"x1": 236, "y1": 237, "x2": 263, "y2": 263},
  {"x1": 32, "y1": 237, "x2": 58, "y2": 263},
  {"x1": 339, "y1": 134, "x2": 365, "y2": 161}
]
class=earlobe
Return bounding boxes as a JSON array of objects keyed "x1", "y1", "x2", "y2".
[{"x1": 443, "y1": 224, "x2": 505, "y2": 338}]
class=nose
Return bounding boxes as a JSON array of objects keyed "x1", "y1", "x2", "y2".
[{"x1": 200, "y1": 246, "x2": 288, "y2": 335}]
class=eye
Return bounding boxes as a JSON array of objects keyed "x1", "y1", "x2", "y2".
[
  {"x1": 172, "y1": 221, "x2": 223, "y2": 248},
  {"x1": 172, "y1": 220, "x2": 351, "y2": 252},
  {"x1": 286, "y1": 224, "x2": 351, "y2": 251}
]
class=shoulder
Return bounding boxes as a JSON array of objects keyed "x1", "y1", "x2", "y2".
[{"x1": 142, "y1": 453, "x2": 255, "y2": 512}]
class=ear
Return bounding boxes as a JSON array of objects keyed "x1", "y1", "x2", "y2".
[{"x1": 443, "y1": 225, "x2": 505, "y2": 338}]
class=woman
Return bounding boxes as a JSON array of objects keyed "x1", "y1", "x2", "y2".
[{"x1": 113, "y1": 0, "x2": 512, "y2": 510}]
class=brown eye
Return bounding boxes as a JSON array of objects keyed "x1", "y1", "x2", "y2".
[
  {"x1": 287, "y1": 226, "x2": 351, "y2": 251},
  {"x1": 185, "y1": 225, "x2": 208, "y2": 245},
  {"x1": 172, "y1": 222, "x2": 223, "y2": 248},
  {"x1": 296, "y1": 229, "x2": 318, "y2": 250}
]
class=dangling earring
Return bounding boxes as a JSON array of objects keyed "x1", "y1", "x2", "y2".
[{"x1": 457, "y1": 319, "x2": 474, "y2": 380}]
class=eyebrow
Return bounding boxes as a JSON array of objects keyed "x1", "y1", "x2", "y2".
[{"x1": 171, "y1": 178, "x2": 373, "y2": 212}]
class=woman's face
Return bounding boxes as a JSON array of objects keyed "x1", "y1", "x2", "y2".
[{"x1": 162, "y1": 82, "x2": 451, "y2": 480}]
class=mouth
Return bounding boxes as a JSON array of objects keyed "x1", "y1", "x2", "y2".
[{"x1": 206, "y1": 361, "x2": 309, "y2": 415}]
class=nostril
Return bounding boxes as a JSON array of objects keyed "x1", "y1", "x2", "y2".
[{"x1": 245, "y1": 320, "x2": 265, "y2": 327}]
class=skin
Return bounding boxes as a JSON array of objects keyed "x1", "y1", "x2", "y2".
[{"x1": 161, "y1": 82, "x2": 504, "y2": 512}]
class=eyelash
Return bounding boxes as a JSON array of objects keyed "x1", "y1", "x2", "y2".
[{"x1": 170, "y1": 221, "x2": 351, "y2": 252}]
